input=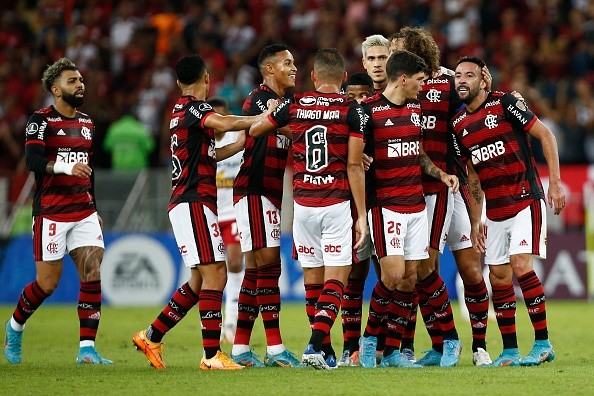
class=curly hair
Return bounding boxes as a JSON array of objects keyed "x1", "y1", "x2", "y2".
[
  {"x1": 394, "y1": 27, "x2": 440, "y2": 76},
  {"x1": 41, "y1": 58, "x2": 78, "y2": 93}
]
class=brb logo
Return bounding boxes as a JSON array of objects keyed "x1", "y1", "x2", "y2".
[{"x1": 471, "y1": 141, "x2": 505, "y2": 165}]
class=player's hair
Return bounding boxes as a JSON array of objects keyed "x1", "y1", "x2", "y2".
[
  {"x1": 313, "y1": 48, "x2": 345, "y2": 82},
  {"x1": 41, "y1": 58, "x2": 78, "y2": 93},
  {"x1": 386, "y1": 50, "x2": 427, "y2": 82},
  {"x1": 206, "y1": 96, "x2": 228, "y2": 110},
  {"x1": 257, "y1": 44, "x2": 289, "y2": 68},
  {"x1": 392, "y1": 26, "x2": 440, "y2": 75},
  {"x1": 175, "y1": 54, "x2": 207, "y2": 85},
  {"x1": 343, "y1": 72, "x2": 374, "y2": 89},
  {"x1": 361, "y1": 34, "x2": 389, "y2": 58},
  {"x1": 456, "y1": 55, "x2": 486, "y2": 69}
]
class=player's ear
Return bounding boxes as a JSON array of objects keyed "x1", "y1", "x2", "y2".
[
  {"x1": 204, "y1": 73, "x2": 210, "y2": 85},
  {"x1": 479, "y1": 78, "x2": 486, "y2": 90},
  {"x1": 342, "y1": 70, "x2": 347, "y2": 84}
]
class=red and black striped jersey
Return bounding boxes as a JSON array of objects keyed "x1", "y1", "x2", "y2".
[
  {"x1": 268, "y1": 91, "x2": 366, "y2": 207},
  {"x1": 168, "y1": 96, "x2": 217, "y2": 212},
  {"x1": 419, "y1": 73, "x2": 464, "y2": 194},
  {"x1": 233, "y1": 84, "x2": 291, "y2": 209},
  {"x1": 364, "y1": 94, "x2": 426, "y2": 213},
  {"x1": 450, "y1": 91, "x2": 544, "y2": 221},
  {"x1": 24, "y1": 106, "x2": 96, "y2": 222}
]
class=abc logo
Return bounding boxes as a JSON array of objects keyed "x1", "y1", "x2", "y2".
[
  {"x1": 298, "y1": 245, "x2": 314, "y2": 255},
  {"x1": 324, "y1": 245, "x2": 341, "y2": 253}
]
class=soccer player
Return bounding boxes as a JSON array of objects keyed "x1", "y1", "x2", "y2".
[
  {"x1": 207, "y1": 97, "x2": 244, "y2": 344},
  {"x1": 359, "y1": 50, "x2": 459, "y2": 368},
  {"x1": 132, "y1": 54, "x2": 275, "y2": 370},
  {"x1": 337, "y1": 71, "x2": 375, "y2": 367},
  {"x1": 230, "y1": 44, "x2": 302, "y2": 367},
  {"x1": 451, "y1": 56, "x2": 565, "y2": 367},
  {"x1": 389, "y1": 27, "x2": 492, "y2": 367},
  {"x1": 250, "y1": 48, "x2": 367, "y2": 370},
  {"x1": 361, "y1": 34, "x2": 390, "y2": 92},
  {"x1": 3, "y1": 58, "x2": 112, "y2": 365}
]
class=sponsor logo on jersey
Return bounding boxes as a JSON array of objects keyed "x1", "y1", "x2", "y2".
[
  {"x1": 26, "y1": 122, "x2": 39, "y2": 135},
  {"x1": 189, "y1": 106, "x2": 202, "y2": 120},
  {"x1": 299, "y1": 96, "x2": 316, "y2": 106},
  {"x1": 426, "y1": 78, "x2": 449, "y2": 84},
  {"x1": 372, "y1": 104, "x2": 390, "y2": 113},
  {"x1": 407, "y1": 102, "x2": 421, "y2": 109},
  {"x1": 170, "y1": 117, "x2": 179, "y2": 129},
  {"x1": 484, "y1": 99, "x2": 500, "y2": 108},
  {"x1": 79, "y1": 117, "x2": 92, "y2": 123},
  {"x1": 388, "y1": 140, "x2": 419, "y2": 157},
  {"x1": 507, "y1": 104, "x2": 528, "y2": 125},
  {"x1": 47, "y1": 116, "x2": 62, "y2": 122},
  {"x1": 303, "y1": 174, "x2": 335, "y2": 185},
  {"x1": 57, "y1": 151, "x2": 89, "y2": 164},
  {"x1": 470, "y1": 141, "x2": 505, "y2": 164},
  {"x1": 452, "y1": 112, "x2": 466, "y2": 127}
]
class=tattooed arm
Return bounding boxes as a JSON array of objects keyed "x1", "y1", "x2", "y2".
[
  {"x1": 467, "y1": 161, "x2": 486, "y2": 253},
  {"x1": 419, "y1": 143, "x2": 459, "y2": 193}
]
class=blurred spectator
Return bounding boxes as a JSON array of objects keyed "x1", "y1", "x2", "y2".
[{"x1": 103, "y1": 111, "x2": 155, "y2": 171}]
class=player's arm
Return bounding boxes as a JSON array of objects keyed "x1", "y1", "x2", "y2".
[
  {"x1": 348, "y1": 135, "x2": 366, "y2": 249},
  {"x1": 419, "y1": 142, "x2": 459, "y2": 193},
  {"x1": 466, "y1": 161, "x2": 486, "y2": 253},
  {"x1": 216, "y1": 130, "x2": 246, "y2": 162},
  {"x1": 205, "y1": 110, "x2": 271, "y2": 134},
  {"x1": 526, "y1": 119, "x2": 565, "y2": 215},
  {"x1": 249, "y1": 97, "x2": 291, "y2": 138}
]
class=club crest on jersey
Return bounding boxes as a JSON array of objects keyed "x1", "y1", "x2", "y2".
[
  {"x1": 410, "y1": 112, "x2": 421, "y2": 127},
  {"x1": 81, "y1": 126, "x2": 92, "y2": 140},
  {"x1": 425, "y1": 88, "x2": 441, "y2": 103},
  {"x1": 484, "y1": 114, "x2": 498, "y2": 129}
]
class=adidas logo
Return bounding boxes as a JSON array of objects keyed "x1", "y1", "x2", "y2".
[
  {"x1": 462, "y1": 129, "x2": 468, "y2": 137},
  {"x1": 460, "y1": 235, "x2": 469, "y2": 242},
  {"x1": 57, "y1": 129, "x2": 66, "y2": 136},
  {"x1": 520, "y1": 239, "x2": 528, "y2": 246},
  {"x1": 316, "y1": 310, "x2": 331, "y2": 318},
  {"x1": 88, "y1": 311, "x2": 101, "y2": 320},
  {"x1": 97, "y1": 234, "x2": 103, "y2": 241},
  {"x1": 385, "y1": 119, "x2": 394, "y2": 126}
]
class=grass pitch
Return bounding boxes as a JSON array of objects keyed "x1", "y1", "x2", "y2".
[{"x1": 1, "y1": 301, "x2": 593, "y2": 395}]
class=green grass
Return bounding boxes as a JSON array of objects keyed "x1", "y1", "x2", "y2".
[{"x1": 1, "y1": 302, "x2": 593, "y2": 395}]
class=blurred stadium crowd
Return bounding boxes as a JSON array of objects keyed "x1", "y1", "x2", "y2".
[{"x1": 0, "y1": 0, "x2": 593, "y2": 175}]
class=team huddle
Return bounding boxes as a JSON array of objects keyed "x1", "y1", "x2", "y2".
[{"x1": 4, "y1": 26, "x2": 565, "y2": 371}]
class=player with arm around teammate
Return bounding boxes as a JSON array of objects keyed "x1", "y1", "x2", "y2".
[
  {"x1": 132, "y1": 54, "x2": 274, "y2": 370},
  {"x1": 359, "y1": 50, "x2": 459, "y2": 368},
  {"x1": 250, "y1": 48, "x2": 367, "y2": 370},
  {"x1": 451, "y1": 56, "x2": 565, "y2": 367}
]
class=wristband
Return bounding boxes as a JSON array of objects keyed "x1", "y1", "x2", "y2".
[{"x1": 53, "y1": 161, "x2": 75, "y2": 175}]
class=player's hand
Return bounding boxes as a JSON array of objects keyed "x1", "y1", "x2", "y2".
[
  {"x1": 510, "y1": 90, "x2": 525, "y2": 102},
  {"x1": 72, "y1": 163, "x2": 92, "y2": 178},
  {"x1": 548, "y1": 180, "x2": 566, "y2": 215},
  {"x1": 266, "y1": 99, "x2": 278, "y2": 113},
  {"x1": 362, "y1": 153, "x2": 373, "y2": 171},
  {"x1": 470, "y1": 221, "x2": 486, "y2": 253},
  {"x1": 482, "y1": 66, "x2": 492, "y2": 91},
  {"x1": 441, "y1": 173, "x2": 459, "y2": 194},
  {"x1": 353, "y1": 215, "x2": 367, "y2": 250}
]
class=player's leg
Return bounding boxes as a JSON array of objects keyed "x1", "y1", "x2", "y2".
[
  {"x1": 339, "y1": 257, "x2": 368, "y2": 366},
  {"x1": 508, "y1": 200, "x2": 554, "y2": 366},
  {"x1": 4, "y1": 216, "x2": 67, "y2": 364},
  {"x1": 449, "y1": 189, "x2": 491, "y2": 365},
  {"x1": 485, "y1": 216, "x2": 521, "y2": 367},
  {"x1": 220, "y1": 220, "x2": 243, "y2": 344},
  {"x1": 68, "y1": 213, "x2": 111, "y2": 364},
  {"x1": 231, "y1": 196, "x2": 263, "y2": 365}
]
